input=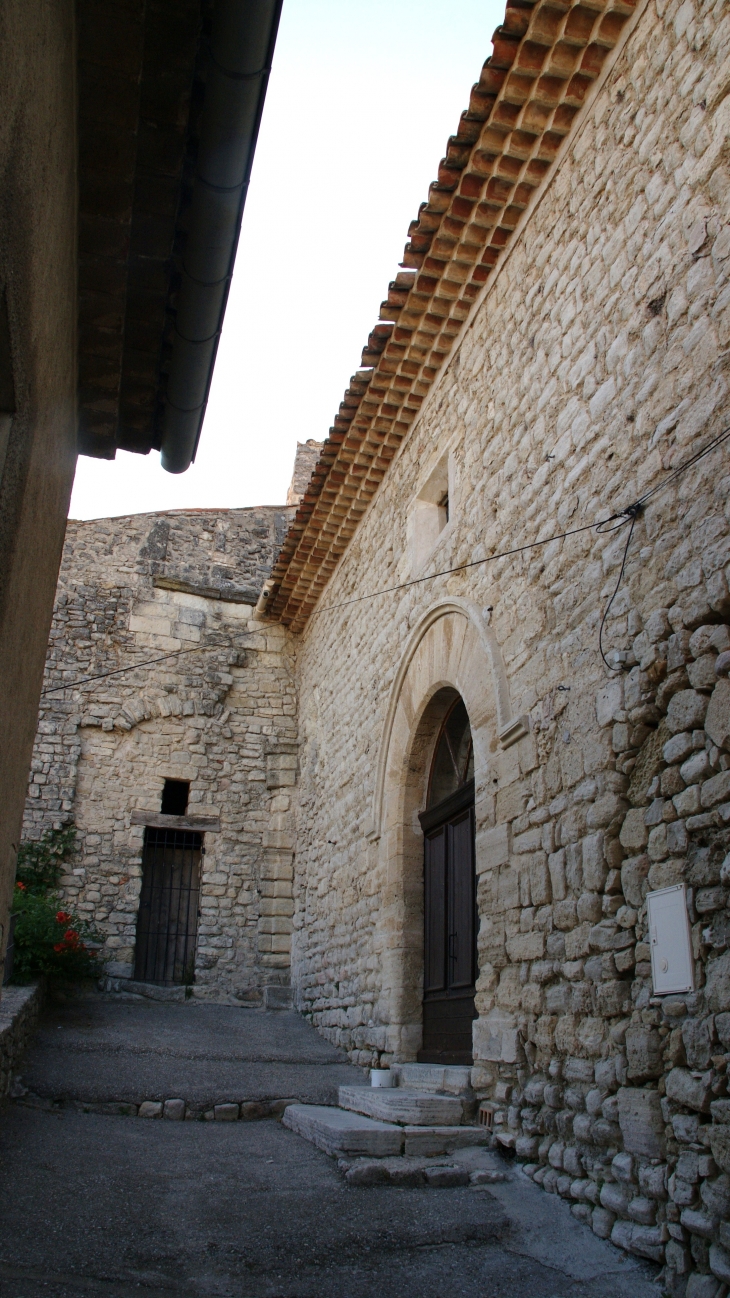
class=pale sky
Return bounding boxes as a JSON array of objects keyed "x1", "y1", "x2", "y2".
[{"x1": 70, "y1": 0, "x2": 506, "y2": 520}]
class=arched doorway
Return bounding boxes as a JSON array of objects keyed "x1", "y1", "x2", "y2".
[
  {"x1": 417, "y1": 696, "x2": 476, "y2": 1065},
  {"x1": 371, "y1": 601, "x2": 524, "y2": 1062}
]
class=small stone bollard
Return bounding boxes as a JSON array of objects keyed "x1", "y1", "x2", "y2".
[
  {"x1": 163, "y1": 1099, "x2": 186, "y2": 1120},
  {"x1": 138, "y1": 1101, "x2": 163, "y2": 1119}
]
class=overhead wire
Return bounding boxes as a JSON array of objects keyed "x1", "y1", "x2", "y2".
[
  {"x1": 41, "y1": 423, "x2": 730, "y2": 698},
  {"x1": 40, "y1": 631, "x2": 259, "y2": 699},
  {"x1": 310, "y1": 422, "x2": 730, "y2": 627}
]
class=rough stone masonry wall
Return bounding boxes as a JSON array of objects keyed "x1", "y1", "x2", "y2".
[
  {"x1": 290, "y1": 0, "x2": 730, "y2": 1292},
  {"x1": 0, "y1": 983, "x2": 45, "y2": 1100},
  {"x1": 22, "y1": 507, "x2": 298, "y2": 1001}
]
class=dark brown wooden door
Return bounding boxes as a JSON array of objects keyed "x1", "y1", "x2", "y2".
[
  {"x1": 419, "y1": 781, "x2": 476, "y2": 1065},
  {"x1": 134, "y1": 828, "x2": 201, "y2": 985}
]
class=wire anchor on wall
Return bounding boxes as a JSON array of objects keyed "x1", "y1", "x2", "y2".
[
  {"x1": 597, "y1": 502, "x2": 644, "y2": 673},
  {"x1": 594, "y1": 422, "x2": 730, "y2": 671}
]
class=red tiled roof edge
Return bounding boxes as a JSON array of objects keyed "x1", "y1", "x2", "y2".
[{"x1": 264, "y1": 0, "x2": 638, "y2": 631}]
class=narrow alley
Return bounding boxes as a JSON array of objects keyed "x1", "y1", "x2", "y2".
[{"x1": 0, "y1": 992, "x2": 659, "y2": 1298}]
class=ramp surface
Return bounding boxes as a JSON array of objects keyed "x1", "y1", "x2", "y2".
[{"x1": 18, "y1": 994, "x2": 362, "y2": 1107}]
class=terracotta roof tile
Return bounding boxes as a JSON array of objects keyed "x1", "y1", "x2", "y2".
[{"x1": 264, "y1": 0, "x2": 638, "y2": 630}]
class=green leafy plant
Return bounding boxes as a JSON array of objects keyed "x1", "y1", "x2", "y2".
[
  {"x1": 10, "y1": 890, "x2": 101, "y2": 981},
  {"x1": 11, "y1": 825, "x2": 101, "y2": 983},
  {"x1": 15, "y1": 825, "x2": 77, "y2": 894}
]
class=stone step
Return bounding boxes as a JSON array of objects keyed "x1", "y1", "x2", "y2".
[
  {"x1": 391, "y1": 1063, "x2": 474, "y2": 1096},
  {"x1": 342, "y1": 1147, "x2": 506, "y2": 1187},
  {"x1": 338, "y1": 1085, "x2": 465, "y2": 1127},
  {"x1": 282, "y1": 1104, "x2": 404, "y2": 1157},
  {"x1": 403, "y1": 1124, "x2": 488, "y2": 1157},
  {"x1": 282, "y1": 1103, "x2": 490, "y2": 1159}
]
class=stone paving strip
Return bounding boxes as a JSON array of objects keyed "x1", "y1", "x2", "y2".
[
  {"x1": 15, "y1": 1091, "x2": 297, "y2": 1121},
  {"x1": 338, "y1": 1144, "x2": 509, "y2": 1188}
]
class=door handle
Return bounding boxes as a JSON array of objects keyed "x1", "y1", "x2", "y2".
[{"x1": 448, "y1": 932, "x2": 458, "y2": 963}]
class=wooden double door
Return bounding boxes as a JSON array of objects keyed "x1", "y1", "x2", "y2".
[{"x1": 418, "y1": 780, "x2": 477, "y2": 1065}]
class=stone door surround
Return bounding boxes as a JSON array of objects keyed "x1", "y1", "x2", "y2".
[{"x1": 371, "y1": 599, "x2": 526, "y2": 1060}]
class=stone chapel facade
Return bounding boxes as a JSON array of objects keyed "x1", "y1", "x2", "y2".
[{"x1": 23, "y1": 0, "x2": 730, "y2": 1289}]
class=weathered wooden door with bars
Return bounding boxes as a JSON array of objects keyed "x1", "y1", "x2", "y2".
[
  {"x1": 418, "y1": 698, "x2": 477, "y2": 1066},
  {"x1": 134, "y1": 828, "x2": 201, "y2": 984}
]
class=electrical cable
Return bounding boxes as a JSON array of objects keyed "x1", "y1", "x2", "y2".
[
  {"x1": 311, "y1": 423, "x2": 730, "y2": 622},
  {"x1": 308, "y1": 515, "x2": 606, "y2": 617},
  {"x1": 41, "y1": 422, "x2": 729, "y2": 698},
  {"x1": 597, "y1": 505, "x2": 641, "y2": 672},
  {"x1": 40, "y1": 632, "x2": 258, "y2": 699}
]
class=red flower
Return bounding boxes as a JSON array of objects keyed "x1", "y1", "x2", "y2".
[
  {"x1": 53, "y1": 942, "x2": 64, "y2": 952},
  {"x1": 56, "y1": 911, "x2": 72, "y2": 924},
  {"x1": 15, "y1": 881, "x2": 26, "y2": 891}
]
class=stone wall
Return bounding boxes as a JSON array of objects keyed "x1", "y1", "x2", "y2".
[
  {"x1": 287, "y1": 441, "x2": 324, "y2": 506},
  {"x1": 0, "y1": 983, "x2": 45, "y2": 1100},
  {"x1": 289, "y1": 0, "x2": 730, "y2": 1291},
  {"x1": 23, "y1": 506, "x2": 298, "y2": 1001}
]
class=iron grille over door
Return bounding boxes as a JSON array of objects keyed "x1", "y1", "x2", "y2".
[{"x1": 134, "y1": 828, "x2": 201, "y2": 984}]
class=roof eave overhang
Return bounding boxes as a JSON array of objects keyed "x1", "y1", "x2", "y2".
[
  {"x1": 263, "y1": 0, "x2": 640, "y2": 632},
  {"x1": 160, "y1": 0, "x2": 283, "y2": 473},
  {"x1": 76, "y1": 0, "x2": 282, "y2": 472}
]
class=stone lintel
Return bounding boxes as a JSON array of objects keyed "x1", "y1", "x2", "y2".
[
  {"x1": 153, "y1": 576, "x2": 257, "y2": 606},
  {"x1": 130, "y1": 811, "x2": 221, "y2": 832}
]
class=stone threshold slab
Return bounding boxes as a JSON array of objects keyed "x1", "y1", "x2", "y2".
[
  {"x1": 282, "y1": 1103, "x2": 488, "y2": 1159},
  {"x1": 404, "y1": 1125, "x2": 488, "y2": 1156},
  {"x1": 338, "y1": 1085, "x2": 465, "y2": 1127},
  {"x1": 99, "y1": 978, "x2": 293, "y2": 1010},
  {"x1": 391, "y1": 1063, "x2": 474, "y2": 1096},
  {"x1": 341, "y1": 1151, "x2": 506, "y2": 1188},
  {"x1": 282, "y1": 1103, "x2": 404, "y2": 1157}
]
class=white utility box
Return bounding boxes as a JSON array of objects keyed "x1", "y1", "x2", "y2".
[{"x1": 646, "y1": 883, "x2": 694, "y2": 995}]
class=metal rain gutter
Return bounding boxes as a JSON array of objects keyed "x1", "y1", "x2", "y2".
[{"x1": 160, "y1": 0, "x2": 283, "y2": 474}]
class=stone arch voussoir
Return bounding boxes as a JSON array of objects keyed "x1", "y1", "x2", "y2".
[{"x1": 372, "y1": 598, "x2": 525, "y2": 1061}]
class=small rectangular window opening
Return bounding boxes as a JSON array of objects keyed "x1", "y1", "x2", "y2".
[
  {"x1": 161, "y1": 779, "x2": 190, "y2": 816},
  {"x1": 408, "y1": 450, "x2": 452, "y2": 574}
]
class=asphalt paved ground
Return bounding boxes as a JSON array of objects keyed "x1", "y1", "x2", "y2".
[
  {"x1": 17, "y1": 995, "x2": 362, "y2": 1107},
  {"x1": 0, "y1": 993, "x2": 662, "y2": 1298}
]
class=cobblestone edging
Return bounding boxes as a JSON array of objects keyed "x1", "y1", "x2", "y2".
[
  {"x1": 340, "y1": 1154, "x2": 506, "y2": 1189},
  {"x1": 0, "y1": 983, "x2": 45, "y2": 1099},
  {"x1": 18, "y1": 1095, "x2": 293, "y2": 1121}
]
